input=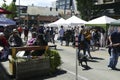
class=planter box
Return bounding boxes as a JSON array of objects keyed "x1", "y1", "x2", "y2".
[
  {"x1": 15, "y1": 58, "x2": 50, "y2": 80},
  {"x1": 9, "y1": 46, "x2": 50, "y2": 80}
]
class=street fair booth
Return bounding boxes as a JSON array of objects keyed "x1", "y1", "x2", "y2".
[
  {"x1": 9, "y1": 46, "x2": 61, "y2": 80},
  {"x1": 110, "y1": 19, "x2": 120, "y2": 26},
  {"x1": 86, "y1": 15, "x2": 117, "y2": 30},
  {"x1": 47, "y1": 18, "x2": 67, "y2": 27},
  {"x1": 86, "y1": 15, "x2": 117, "y2": 46},
  {"x1": 108, "y1": 19, "x2": 120, "y2": 36},
  {"x1": 65, "y1": 15, "x2": 87, "y2": 27}
]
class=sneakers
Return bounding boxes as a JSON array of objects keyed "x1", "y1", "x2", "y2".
[{"x1": 108, "y1": 65, "x2": 117, "y2": 70}]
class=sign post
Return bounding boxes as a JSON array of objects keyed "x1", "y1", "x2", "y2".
[{"x1": 75, "y1": 34, "x2": 79, "y2": 80}]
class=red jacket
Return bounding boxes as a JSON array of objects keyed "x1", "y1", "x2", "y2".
[{"x1": 0, "y1": 37, "x2": 9, "y2": 47}]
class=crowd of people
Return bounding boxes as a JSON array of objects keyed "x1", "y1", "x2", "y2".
[
  {"x1": 58, "y1": 25, "x2": 120, "y2": 70},
  {"x1": 0, "y1": 24, "x2": 120, "y2": 70},
  {"x1": 0, "y1": 24, "x2": 105, "y2": 61},
  {"x1": 58, "y1": 25, "x2": 105, "y2": 50},
  {"x1": 0, "y1": 25, "x2": 54, "y2": 60}
]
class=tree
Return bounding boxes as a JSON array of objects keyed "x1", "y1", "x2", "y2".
[
  {"x1": 7, "y1": 1, "x2": 17, "y2": 19},
  {"x1": 3, "y1": 0, "x2": 6, "y2": 2},
  {"x1": 76, "y1": 0, "x2": 94, "y2": 21},
  {"x1": 1, "y1": 3, "x2": 8, "y2": 9},
  {"x1": 13, "y1": 0, "x2": 16, "y2": 2}
]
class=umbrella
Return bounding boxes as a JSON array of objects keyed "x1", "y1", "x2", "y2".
[
  {"x1": 0, "y1": 7, "x2": 12, "y2": 14},
  {"x1": 0, "y1": 14, "x2": 16, "y2": 26}
]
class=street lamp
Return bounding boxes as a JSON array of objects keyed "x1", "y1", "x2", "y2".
[
  {"x1": 70, "y1": 0, "x2": 73, "y2": 16},
  {"x1": 18, "y1": 0, "x2": 20, "y2": 24},
  {"x1": 3, "y1": 0, "x2": 6, "y2": 2},
  {"x1": 64, "y1": 0, "x2": 67, "y2": 17},
  {"x1": 13, "y1": 0, "x2": 20, "y2": 24}
]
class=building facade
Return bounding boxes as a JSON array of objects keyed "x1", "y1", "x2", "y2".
[
  {"x1": 17, "y1": 5, "x2": 78, "y2": 26},
  {"x1": 56, "y1": 0, "x2": 77, "y2": 10},
  {"x1": 93, "y1": 0, "x2": 120, "y2": 19},
  {"x1": 55, "y1": 0, "x2": 120, "y2": 18}
]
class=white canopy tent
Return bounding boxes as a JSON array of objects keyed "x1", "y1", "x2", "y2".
[
  {"x1": 0, "y1": 14, "x2": 16, "y2": 26},
  {"x1": 86, "y1": 15, "x2": 118, "y2": 41},
  {"x1": 65, "y1": 15, "x2": 87, "y2": 26},
  {"x1": 48, "y1": 18, "x2": 67, "y2": 27},
  {"x1": 86, "y1": 15, "x2": 117, "y2": 26}
]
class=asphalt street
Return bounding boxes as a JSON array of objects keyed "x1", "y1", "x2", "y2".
[{"x1": 48, "y1": 42, "x2": 120, "y2": 80}]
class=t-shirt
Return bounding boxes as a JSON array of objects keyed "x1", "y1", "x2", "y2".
[
  {"x1": 111, "y1": 32, "x2": 120, "y2": 44},
  {"x1": 59, "y1": 28, "x2": 64, "y2": 37},
  {"x1": 17, "y1": 27, "x2": 23, "y2": 32},
  {"x1": 111, "y1": 31, "x2": 120, "y2": 52}
]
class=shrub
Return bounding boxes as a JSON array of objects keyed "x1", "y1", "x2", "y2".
[{"x1": 45, "y1": 49, "x2": 61, "y2": 73}]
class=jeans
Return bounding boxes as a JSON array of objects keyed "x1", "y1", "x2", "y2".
[
  {"x1": 108, "y1": 48, "x2": 119, "y2": 68},
  {"x1": 78, "y1": 41, "x2": 91, "y2": 58},
  {"x1": 60, "y1": 37, "x2": 63, "y2": 45}
]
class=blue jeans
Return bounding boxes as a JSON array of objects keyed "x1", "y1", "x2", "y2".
[
  {"x1": 78, "y1": 41, "x2": 91, "y2": 57},
  {"x1": 108, "y1": 48, "x2": 119, "y2": 68},
  {"x1": 60, "y1": 37, "x2": 63, "y2": 45}
]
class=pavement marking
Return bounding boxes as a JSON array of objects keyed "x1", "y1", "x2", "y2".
[{"x1": 63, "y1": 68, "x2": 89, "y2": 80}]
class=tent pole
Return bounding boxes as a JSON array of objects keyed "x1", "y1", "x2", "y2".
[{"x1": 105, "y1": 24, "x2": 109, "y2": 46}]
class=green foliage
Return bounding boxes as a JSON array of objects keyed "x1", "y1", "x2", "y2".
[
  {"x1": 1, "y1": 3, "x2": 8, "y2": 9},
  {"x1": 45, "y1": 49, "x2": 61, "y2": 73},
  {"x1": 13, "y1": 0, "x2": 16, "y2": 2},
  {"x1": 76, "y1": 0, "x2": 94, "y2": 21},
  {"x1": 1, "y1": 1, "x2": 17, "y2": 19},
  {"x1": 7, "y1": 2, "x2": 17, "y2": 19}
]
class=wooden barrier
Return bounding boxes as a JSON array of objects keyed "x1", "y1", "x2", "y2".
[{"x1": 9, "y1": 46, "x2": 50, "y2": 79}]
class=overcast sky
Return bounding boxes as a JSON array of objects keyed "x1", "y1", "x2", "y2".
[{"x1": 0, "y1": 0, "x2": 56, "y2": 7}]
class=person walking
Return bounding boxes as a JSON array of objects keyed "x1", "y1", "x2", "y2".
[
  {"x1": 50, "y1": 27, "x2": 55, "y2": 44},
  {"x1": 59, "y1": 26, "x2": 65, "y2": 46},
  {"x1": 108, "y1": 27, "x2": 120, "y2": 70},
  {"x1": 23, "y1": 26, "x2": 29, "y2": 41},
  {"x1": 45, "y1": 27, "x2": 50, "y2": 43},
  {"x1": 84, "y1": 29, "x2": 92, "y2": 58}
]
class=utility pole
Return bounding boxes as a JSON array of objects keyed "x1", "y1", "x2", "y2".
[
  {"x1": 18, "y1": 0, "x2": 20, "y2": 25},
  {"x1": 64, "y1": 0, "x2": 67, "y2": 18},
  {"x1": 13, "y1": 0, "x2": 20, "y2": 24},
  {"x1": 3, "y1": 0, "x2": 6, "y2": 2},
  {"x1": 70, "y1": 0, "x2": 73, "y2": 17}
]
